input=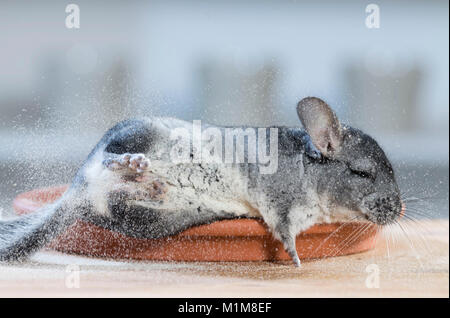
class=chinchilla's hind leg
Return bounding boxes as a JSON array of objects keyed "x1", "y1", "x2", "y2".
[
  {"x1": 101, "y1": 119, "x2": 158, "y2": 176},
  {"x1": 103, "y1": 153, "x2": 150, "y2": 174},
  {"x1": 86, "y1": 189, "x2": 237, "y2": 239}
]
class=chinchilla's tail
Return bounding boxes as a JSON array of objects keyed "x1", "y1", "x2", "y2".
[{"x1": 0, "y1": 188, "x2": 83, "y2": 262}]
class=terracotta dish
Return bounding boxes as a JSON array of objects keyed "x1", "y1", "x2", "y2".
[{"x1": 13, "y1": 185, "x2": 379, "y2": 261}]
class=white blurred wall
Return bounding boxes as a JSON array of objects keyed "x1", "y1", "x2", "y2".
[{"x1": 0, "y1": 0, "x2": 448, "y2": 125}]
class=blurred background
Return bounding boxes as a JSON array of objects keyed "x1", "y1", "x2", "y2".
[{"x1": 0, "y1": 0, "x2": 448, "y2": 218}]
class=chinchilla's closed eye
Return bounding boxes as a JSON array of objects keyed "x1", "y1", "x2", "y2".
[
  {"x1": 348, "y1": 158, "x2": 377, "y2": 180},
  {"x1": 349, "y1": 168, "x2": 374, "y2": 179}
]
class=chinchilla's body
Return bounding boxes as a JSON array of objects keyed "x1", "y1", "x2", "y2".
[{"x1": 0, "y1": 97, "x2": 403, "y2": 266}]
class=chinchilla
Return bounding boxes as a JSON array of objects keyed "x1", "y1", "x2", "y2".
[{"x1": 0, "y1": 97, "x2": 402, "y2": 266}]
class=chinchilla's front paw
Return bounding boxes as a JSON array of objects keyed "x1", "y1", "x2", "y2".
[{"x1": 274, "y1": 224, "x2": 302, "y2": 267}]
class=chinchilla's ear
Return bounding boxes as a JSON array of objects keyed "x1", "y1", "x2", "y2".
[{"x1": 296, "y1": 97, "x2": 343, "y2": 157}]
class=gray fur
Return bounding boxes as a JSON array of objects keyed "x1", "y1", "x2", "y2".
[
  {"x1": 0, "y1": 188, "x2": 85, "y2": 261},
  {"x1": 0, "y1": 97, "x2": 402, "y2": 266}
]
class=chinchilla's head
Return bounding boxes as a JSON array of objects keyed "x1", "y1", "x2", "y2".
[{"x1": 297, "y1": 97, "x2": 402, "y2": 225}]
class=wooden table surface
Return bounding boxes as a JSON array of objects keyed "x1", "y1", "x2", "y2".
[{"x1": 0, "y1": 220, "x2": 448, "y2": 298}]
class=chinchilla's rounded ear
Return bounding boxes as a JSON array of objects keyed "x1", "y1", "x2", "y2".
[{"x1": 296, "y1": 97, "x2": 343, "y2": 157}]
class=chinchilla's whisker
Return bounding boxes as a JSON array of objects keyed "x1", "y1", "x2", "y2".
[
  {"x1": 396, "y1": 221, "x2": 425, "y2": 270},
  {"x1": 383, "y1": 225, "x2": 391, "y2": 262},
  {"x1": 406, "y1": 204, "x2": 435, "y2": 213},
  {"x1": 402, "y1": 197, "x2": 428, "y2": 203},
  {"x1": 400, "y1": 187, "x2": 416, "y2": 197},
  {"x1": 405, "y1": 201, "x2": 435, "y2": 211},
  {"x1": 371, "y1": 225, "x2": 381, "y2": 250},
  {"x1": 402, "y1": 200, "x2": 435, "y2": 213},
  {"x1": 340, "y1": 223, "x2": 374, "y2": 256},
  {"x1": 331, "y1": 222, "x2": 372, "y2": 257},
  {"x1": 313, "y1": 216, "x2": 359, "y2": 256},
  {"x1": 406, "y1": 211, "x2": 448, "y2": 232},
  {"x1": 386, "y1": 224, "x2": 397, "y2": 249},
  {"x1": 385, "y1": 221, "x2": 405, "y2": 263},
  {"x1": 337, "y1": 223, "x2": 370, "y2": 252},
  {"x1": 404, "y1": 208, "x2": 448, "y2": 232},
  {"x1": 404, "y1": 207, "x2": 435, "y2": 220},
  {"x1": 400, "y1": 217, "x2": 434, "y2": 255},
  {"x1": 400, "y1": 187, "x2": 441, "y2": 206},
  {"x1": 389, "y1": 224, "x2": 399, "y2": 252},
  {"x1": 327, "y1": 224, "x2": 363, "y2": 257},
  {"x1": 405, "y1": 221, "x2": 434, "y2": 255},
  {"x1": 405, "y1": 211, "x2": 434, "y2": 220}
]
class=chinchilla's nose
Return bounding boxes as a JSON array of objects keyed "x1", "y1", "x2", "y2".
[{"x1": 363, "y1": 194, "x2": 402, "y2": 225}]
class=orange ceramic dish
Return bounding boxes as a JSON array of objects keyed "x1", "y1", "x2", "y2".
[{"x1": 13, "y1": 185, "x2": 379, "y2": 261}]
